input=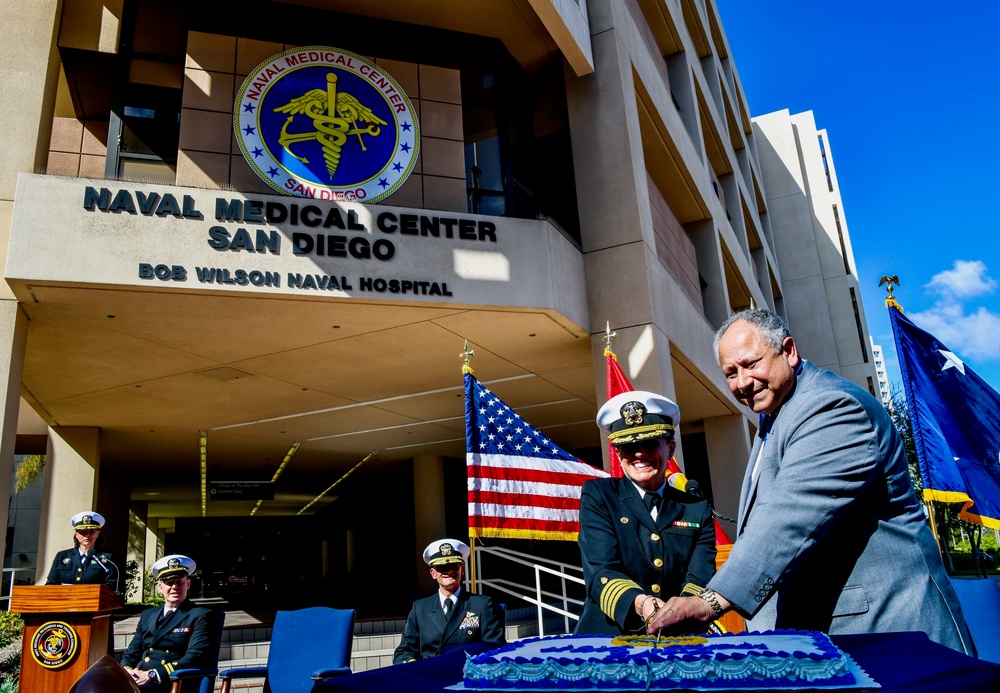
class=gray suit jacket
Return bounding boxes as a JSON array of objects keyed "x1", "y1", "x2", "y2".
[{"x1": 709, "y1": 360, "x2": 974, "y2": 655}]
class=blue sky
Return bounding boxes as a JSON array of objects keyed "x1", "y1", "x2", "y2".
[{"x1": 716, "y1": 1, "x2": 1000, "y2": 393}]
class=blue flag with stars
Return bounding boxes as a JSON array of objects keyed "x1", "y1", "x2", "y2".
[{"x1": 890, "y1": 306, "x2": 1000, "y2": 529}]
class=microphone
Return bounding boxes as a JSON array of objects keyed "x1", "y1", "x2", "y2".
[
  {"x1": 96, "y1": 554, "x2": 121, "y2": 594},
  {"x1": 685, "y1": 479, "x2": 702, "y2": 498}
]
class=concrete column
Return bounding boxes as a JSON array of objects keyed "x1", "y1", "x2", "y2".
[
  {"x1": 566, "y1": 25, "x2": 649, "y2": 255},
  {"x1": 590, "y1": 325, "x2": 680, "y2": 467},
  {"x1": 0, "y1": 0, "x2": 60, "y2": 200},
  {"x1": 127, "y1": 503, "x2": 148, "y2": 601},
  {"x1": 413, "y1": 454, "x2": 445, "y2": 587},
  {"x1": 96, "y1": 469, "x2": 131, "y2": 562},
  {"x1": 0, "y1": 303, "x2": 27, "y2": 570},
  {"x1": 703, "y1": 413, "x2": 752, "y2": 534},
  {"x1": 35, "y1": 426, "x2": 102, "y2": 583}
]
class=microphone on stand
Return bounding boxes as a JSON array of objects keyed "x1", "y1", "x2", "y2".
[{"x1": 96, "y1": 554, "x2": 121, "y2": 595}]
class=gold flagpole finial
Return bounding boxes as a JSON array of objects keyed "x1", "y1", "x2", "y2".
[
  {"x1": 749, "y1": 297, "x2": 756, "y2": 311},
  {"x1": 461, "y1": 339, "x2": 475, "y2": 375},
  {"x1": 879, "y1": 275, "x2": 903, "y2": 312},
  {"x1": 603, "y1": 321, "x2": 617, "y2": 358}
]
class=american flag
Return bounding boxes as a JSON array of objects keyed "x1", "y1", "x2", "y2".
[{"x1": 465, "y1": 370, "x2": 608, "y2": 541}]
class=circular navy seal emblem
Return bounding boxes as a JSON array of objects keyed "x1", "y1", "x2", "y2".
[
  {"x1": 234, "y1": 46, "x2": 419, "y2": 203},
  {"x1": 31, "y1": 621, "x2": 79, "y2": 669}
]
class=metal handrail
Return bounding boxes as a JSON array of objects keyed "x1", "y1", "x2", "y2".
[
  {"x1": 1, "y1": 567, "x2": 35, "y2": 608},
  {"x1": 474, "y1": 545, "x2": 585, "y2": 637}
]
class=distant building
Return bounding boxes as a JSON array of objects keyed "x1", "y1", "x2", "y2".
[
  {"x1": 1, "y1": 0, "x2": 880, "y2": 612},
  {"x1": 870, "y1": 337, "x2": 893, "y2": 406},
  {"x1": 753, "y1": 110, "x2": 879, "y2": 395}
]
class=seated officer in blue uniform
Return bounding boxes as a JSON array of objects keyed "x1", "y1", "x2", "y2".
[
  {"x1": 576, "y1": 391, "x2": 716, "y2": 635},
  {"x1": 45, "y1": 511, "x2": 121, "y2": 594},
  {"x1": 121, "y1": 555, "x2": 216, "y2": 691},
  {"x1": 393, "y1": 539, "x2": 504, "y2": 664}
]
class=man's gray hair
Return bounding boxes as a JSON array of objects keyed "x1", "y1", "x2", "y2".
[{"x1": 712, "y1": 309, "x2": 792, "y2": 360}]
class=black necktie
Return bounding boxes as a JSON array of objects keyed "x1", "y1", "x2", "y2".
[
  {"x1": 443, "y1": 599, "x2": 452, "y2": 616},
  {"x1": 644, "y1": 492, "x2": 661, "y2": 516},
  {"x1": 157, "y1": 609, "x2": 172, "y2": 626}
]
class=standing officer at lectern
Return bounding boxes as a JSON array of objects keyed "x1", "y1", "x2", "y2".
[
  {"x1": 121, "y1": 555, "x2": 215, "y2": 691},
  {"x1": 45, "y1": 511, "x2": 121, "y2": 594}
]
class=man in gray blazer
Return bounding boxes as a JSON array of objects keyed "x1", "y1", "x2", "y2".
[{"x1": 650, "y1": 309, "x2": 974, "y2": 655}]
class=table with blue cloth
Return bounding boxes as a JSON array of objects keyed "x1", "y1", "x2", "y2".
[{"x1": 324, "y1": 632, "x2": 1000, "y2": 692}]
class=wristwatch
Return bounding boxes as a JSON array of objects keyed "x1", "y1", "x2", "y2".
[{"x1": 697, "y1": 587, "x2": 724, "y2": 618}]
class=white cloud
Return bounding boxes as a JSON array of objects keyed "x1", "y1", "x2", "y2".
[
  {"x1": 926, "y1": 260, "x2": 997, "y2": 299},
  {"x1": 908, "y1": 301, "x2": 1000, "y2": 361}
]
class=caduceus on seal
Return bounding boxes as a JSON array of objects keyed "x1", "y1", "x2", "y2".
[{"x1": 273, "y1": 73, "x2": 388, "y2": 180}]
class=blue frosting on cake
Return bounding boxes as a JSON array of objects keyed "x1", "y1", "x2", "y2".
[{"x1": 463, "y1": 630, "x2": 855, "y2": 690}]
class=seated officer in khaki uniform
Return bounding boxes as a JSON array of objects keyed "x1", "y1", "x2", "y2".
[
  {"x1": 393, "y1": 539, "x2": 504, "y2": 664},
  {"x1": 121, "y1": 555, "x2": 216, "y2": 692}
]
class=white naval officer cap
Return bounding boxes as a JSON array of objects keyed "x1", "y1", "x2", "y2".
[
  {"x1": 597, "y1": 390, "x2": 680, "y2": 446},
  {"x1": 151, "y1": 554, "x2": 196, "y2": 582},
  {"x1": 422, "y1": 539, "x2": 470, "y2": 567},
  {"x1": 71, "y1": 511, "x2": 105, "y2": 531}
]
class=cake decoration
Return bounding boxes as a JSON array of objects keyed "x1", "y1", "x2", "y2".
[{"x1": 463, "y1": 630, "x2": 866, "y2": 690}]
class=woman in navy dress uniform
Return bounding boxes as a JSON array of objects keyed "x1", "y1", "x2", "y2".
[
  {"x1": 45, "y1": 510, "x2": 121, "y2": 594},
  {"x1": 576, "y1": 391, "x2": 716, "y2": 635}
]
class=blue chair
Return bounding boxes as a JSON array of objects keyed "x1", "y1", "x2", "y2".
[
  {"x1": 168, "y1": 609, "x2": 226, "y2": 693},
  {"x1": 950, "y1": 577, "x2": 1000, "y2": 664},
  {"x1": 219, "y1": 607, "x2": 356, "y2": 693}
]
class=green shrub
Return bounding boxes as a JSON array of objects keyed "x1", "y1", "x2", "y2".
[
  {"x1": 0, "y1": 613, "x2": 22, "y2": 686},
  {"x1": 124, "y1": 561, "x2": 165, "y2": 606},
  {"x1": 0, "y1": 613, "x2": 21, "y2": 650}
]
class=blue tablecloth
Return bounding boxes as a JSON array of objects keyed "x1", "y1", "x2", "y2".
[{"x1": 324, "y1": 632, "x2": 1000, "y2": 692}]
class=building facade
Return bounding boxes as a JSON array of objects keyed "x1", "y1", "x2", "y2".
[
  {"x1": 1, "y1": 0, "x2": 877, "y2": 614},
  {"x1": 870, "y1": 337, "x2": 892, "y2": 406}
]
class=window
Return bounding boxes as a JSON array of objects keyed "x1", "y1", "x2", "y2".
[
  {"x1": 466, "y1": 138, "x2": 505, "y2": 216},
  {"x1": 107, "y1": 83, "x2": 181, "y2": 183}
]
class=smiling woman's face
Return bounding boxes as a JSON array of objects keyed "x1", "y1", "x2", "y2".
[{"x1": 617, "y1": 436, "x2": 675, "y2": 492}]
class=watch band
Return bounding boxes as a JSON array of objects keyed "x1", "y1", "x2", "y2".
[{"x1": 697, "y1": 588, "x2": 724, "y2": 618}]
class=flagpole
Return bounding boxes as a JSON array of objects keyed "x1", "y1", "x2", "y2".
[
  {"x1": 926, "y1": 499, "x2": 942, "y2": 552},
  {"x1": 883, "y1": 276, "x2": 950, "y2": 558},
  {"x1": 462, "y1": 340, "x2": 478, "y2": 592}
]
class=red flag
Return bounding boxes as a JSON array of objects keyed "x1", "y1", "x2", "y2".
[
  {"x1": 605, "y1": 344, "x2": 735, "y2": 549},
  {"x1": 605, "y1": 349, "x2": 632, "y2": 478},
  {"x1": 714, "y1": 519, "x2": 732, "y2": 546},
  {"x1": 605, "y1": 348, "x2": 686, "y2": 486}
]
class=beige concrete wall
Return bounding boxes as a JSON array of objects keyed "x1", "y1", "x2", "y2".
[
  {"x1": 0, "y1": 304, "x2": 28, "y2": 570},
  {"x1": 754, "y1": 109, "x2": 877, "y2": 388},
  {"x1": 412, "y1": 455, "x2": 446, "y2": 587},
  {"x1": 57, "y1": 0, "x2": 122, "y2": 53},
  {"x1": 703, "y1": 413, "x2": 751, "y2": 529},
  {"x1": 36, "y1": 426, "x2": 102, "y2": 583},
  {"x1": 178, "y1": 32, "x2": 466, "y2": 212}
]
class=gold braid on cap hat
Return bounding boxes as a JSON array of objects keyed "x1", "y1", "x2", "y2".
[{"x1": 608, "y1": 423, "x2": 674, "y2": 444}]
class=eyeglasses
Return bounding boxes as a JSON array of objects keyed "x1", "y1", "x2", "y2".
[{"x1": 433, "y1": 565, "x2": 461, "y2": 574}]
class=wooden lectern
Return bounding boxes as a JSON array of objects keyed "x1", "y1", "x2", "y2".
[{"x1": 10, "y1": 585, "x2": 121, "y2": 693}]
